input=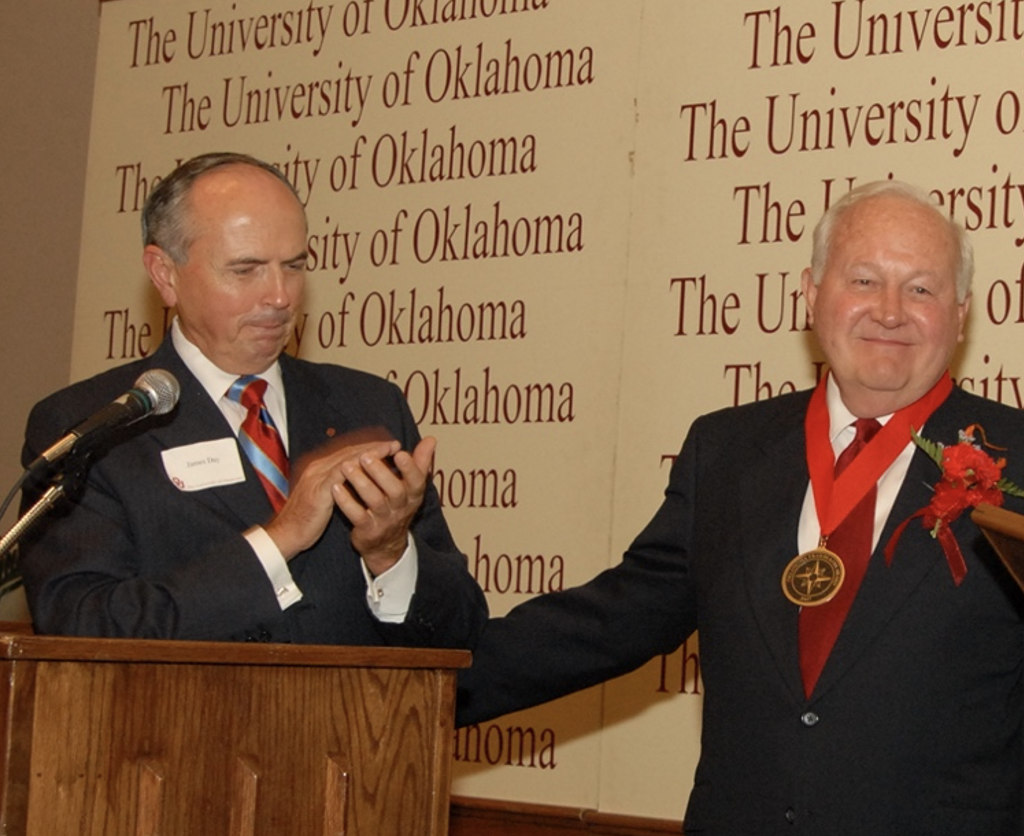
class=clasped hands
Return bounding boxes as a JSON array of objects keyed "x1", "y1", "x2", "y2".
[{"x1": 264, "y1": 435, "x2": 435, "y2": 577}]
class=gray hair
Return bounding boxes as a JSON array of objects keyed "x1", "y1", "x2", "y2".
[
  {"x1": 808, "y1": 180, "x2": 974, "y2": 303},
  {"x1": 141, "y1": 152, "x2": 302, "y2": 264}
]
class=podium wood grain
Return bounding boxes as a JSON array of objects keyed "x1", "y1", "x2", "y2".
[{"x1": 0, "y1": 631, "x2": 468, "y2": 836}]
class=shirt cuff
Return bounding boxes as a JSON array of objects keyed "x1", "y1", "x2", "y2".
[
  {"x1": 362, "y1": 534, "x2": 419, "y2": 623},
  {"x1": 244, "y1": 526, "x2": 303, "y2": 610}
]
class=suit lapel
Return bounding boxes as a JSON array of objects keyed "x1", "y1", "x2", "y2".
[
  {"x1": 809, "y1": 392, "x2": 963, "y2": 699},
  {"x1": 143, "y1": 340, "x2": 276, "y2": 526},
  {"x1": 279, "y1": 355, "x2": 397, "y2": 460},
  {"x1": 738, "y1": 388, "x2": 967, "y2": 702},
  {"x1": 279, "y1": 356, "x2": 336, "y2": 459},
  {"x1": 741, "y1": 396, "x2": 811, "y2": 701}
]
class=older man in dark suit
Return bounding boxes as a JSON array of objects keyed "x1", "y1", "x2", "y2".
[
  {"x1": 457, "y1": 181, "x2": 1024, "y2": 835},
  {"x1": 20, "y1": 152, "x2": 486, "y2": 648}
]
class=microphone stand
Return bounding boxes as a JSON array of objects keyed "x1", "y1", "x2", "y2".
[
  {"x1": 0, "y1": 455, "x2": 90, "y2": 566},
  {"x1": 0, "y1": 486, "x2": 63, "y2": 560}
]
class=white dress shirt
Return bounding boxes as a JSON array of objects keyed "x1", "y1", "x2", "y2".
[{"x1": 797, "y1": 375, "x2": 918, "y2": 555}]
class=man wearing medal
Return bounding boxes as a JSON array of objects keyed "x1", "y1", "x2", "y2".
[{"x1": 457, "y1": 180, "x2": 1024, "y2": 835}]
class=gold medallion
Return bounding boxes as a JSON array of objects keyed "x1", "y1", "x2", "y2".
[{"x1": 782, "y1": 549, "x2": 845, "y2": 606}]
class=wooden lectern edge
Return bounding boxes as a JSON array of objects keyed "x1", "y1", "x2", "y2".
[
  {"x1": 971, "y1": 502, "x2": 1024, "y2": 539},
  {"x1": 448, "y1": 795, "x2": 684, "y2": 835},
  {"x1": 971, "y1": 502, "x2": 1024, "y2": 593},
  {"x1": 0, "y1": 631, "x2": 472, "y2": 670}
]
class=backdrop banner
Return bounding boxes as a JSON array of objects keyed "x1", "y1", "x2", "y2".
[{"x1": 76, "y1": 0, "x2": 1024, "y2": 818}]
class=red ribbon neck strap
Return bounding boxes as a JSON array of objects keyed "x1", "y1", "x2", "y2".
[{"x1": 805, "y1": 373, "x2": 953, "y2": 538}]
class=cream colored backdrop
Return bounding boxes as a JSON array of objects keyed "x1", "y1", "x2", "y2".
[{"x1": 74, "y1": 0, "x2": 1024, "y2": 820}]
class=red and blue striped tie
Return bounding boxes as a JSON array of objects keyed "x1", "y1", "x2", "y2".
[{"x1": 226, "y1": 376, "x2": 289, "y2": 512}]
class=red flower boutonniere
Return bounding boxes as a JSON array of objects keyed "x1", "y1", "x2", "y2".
[{"x1": 885, "y1": 424, "x2": 1024, "y2": 584}]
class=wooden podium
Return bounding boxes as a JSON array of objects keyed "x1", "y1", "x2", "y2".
[{"x1": 0, "y1": 629, "x2": 469, "y2": 835}]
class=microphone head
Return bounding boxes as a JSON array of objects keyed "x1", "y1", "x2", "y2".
[{"x1": 134, "y1": 369, "x2": 180, "y2": 416}]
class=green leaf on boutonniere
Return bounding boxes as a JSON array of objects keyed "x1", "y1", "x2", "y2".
[
  {"x1": 911, "y1": 426, "x2": 944, "y2": 468},
  {"x1": 996, "y1": 477, "x2": 1024, "y2": 499}
]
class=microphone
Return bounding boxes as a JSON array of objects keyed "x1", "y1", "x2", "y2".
[{"x1": 28, "y1": 369, "x2": 180, "y2": 475}]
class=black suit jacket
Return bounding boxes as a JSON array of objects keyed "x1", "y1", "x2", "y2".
[
  {"x1": 457, "y1": 386, "x2": 1024, "y2": 836},
  {"x1": 20, "y1": 338, "x2": 487, "y2": 648}
]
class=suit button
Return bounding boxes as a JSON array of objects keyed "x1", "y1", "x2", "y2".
[
  {"x1": 785, "y1": 808, "x2": 796, "y2": 823},
  {"x1": 800, "y1": 711, "x2": 820, "y2": 727}
]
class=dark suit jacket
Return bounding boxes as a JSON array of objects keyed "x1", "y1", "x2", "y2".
[
  {"x1": 457, "y1": 386, "x2": 1024, "y2": 836},
  {"x1": 20, "y1": 338, "x2": 487, "y2": 648}
]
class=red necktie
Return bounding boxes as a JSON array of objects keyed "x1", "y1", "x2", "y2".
[
  {"x1": 226, "y1": 376, "x2": 290, "y2": 512},
  {"x1": 799, "y1": 417, "x2": 881, "y2": 697}
]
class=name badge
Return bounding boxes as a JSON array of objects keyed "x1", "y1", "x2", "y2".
[{"x1": 162, "y1": 438, "x2": 245, "y2": 491}]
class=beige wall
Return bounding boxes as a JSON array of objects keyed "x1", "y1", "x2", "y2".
[{"x1": 0, "y1": 0, "x2": 99, "y2": 614}]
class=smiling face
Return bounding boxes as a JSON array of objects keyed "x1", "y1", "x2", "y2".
[
  {"x1": 802, "y1": 193, "x2": 971, "y2": 418},
  {"x1": 143, "y1": 163, "x2": 308, "y2": 375}
]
